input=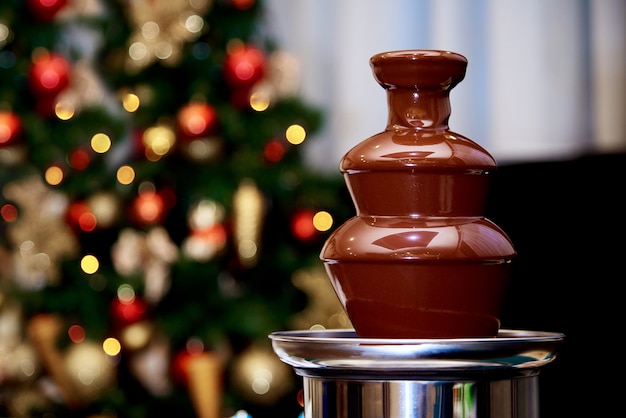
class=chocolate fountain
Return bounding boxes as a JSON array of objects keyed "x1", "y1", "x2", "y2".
[{"x1": 270, "y1": 50, "x2": 563, "y2": 418}]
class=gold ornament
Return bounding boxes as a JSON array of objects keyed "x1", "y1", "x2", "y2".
[
  {"x1": 3, "y1": 175, "x2": 79, "y2": 288},
  {"x1": 111, "y1": 227, "x2": 178, "y2": 304},
  {"x1": 122, "y1": 0, "x2": 212, "y2": 73},
  {"x1": 232, "y1": 179, "x2": 265, "y2": 268},
  {"x1": 187, "y1": 352, "x2": 223, "y2": 418},
  {"x1": 289, "y1": 267, "x2": 352, "y2": 331},
  {"x1": 231, "y1": 343, "x2": 293, "y2": 405},
  {"x1": 64, "y1": 340, "x2": 116, "y2": 403}
]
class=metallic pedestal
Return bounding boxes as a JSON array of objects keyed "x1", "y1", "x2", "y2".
[{"x1": 270, "y1": 329, "x2": 563, "y2": 418}]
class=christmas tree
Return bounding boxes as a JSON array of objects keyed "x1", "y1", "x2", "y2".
[{"x1": 0, "y1": 0, "x2": 353, "y2": 417}]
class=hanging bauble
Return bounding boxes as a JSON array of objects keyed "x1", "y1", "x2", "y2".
[
  {"x1": 66, "y1": 200, "x2": 97, "y2": 233},
  {"x1": 27, "y1": 0, "x2": 68, "y2": 21},
  {"x1": 28, "y1": 52, "x2": 71, "y2": 98},
  {"x1": 233, "y1": 179, "x2": 266, "y2": 268},
  {"x1": 263, "y1": 138, "x2": 286, "y2": 163},
  {"x1": 67, "y1": 147, "x2": 92, "y2": 171},
  {"x1": 110, "y1": 294, "x2": 149, "y2": 330},
  {"x1": 176, "y1": 102, "x2": 218, "y2": 141},
  {"x1": 231, "y1": 343, "x2": 293, "y2": 405},
  {"x1": 224, "y1": 44, "x2": 265, "y2": 108},
  {"x1": 290, "y1": 209, "x2": 318, "y2": 242},
  {"x1": 130, "y1": 189, "x2": 167, "y2": 226},
  {"x1": 224, "y1": 45, "x2": 265, "y2": 90},
  {"x1": 63, "y1": 340, "x2": 116, "y2": 403},
  {"x1": 0, "y1": 111, "x2": 22, "y2": 147},
  {"x1": 170, "y1": 340, "x2": 205, "y2": 386},
  {"x1": 230, "y1": 0, "x2": 255, "y2": 11}
]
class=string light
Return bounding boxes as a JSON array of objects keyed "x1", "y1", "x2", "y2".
[
  {"x1": 81, "y1": 254, "x2": 99, "y2": 274},
  {"x1": 122, "y1": 92, "x2": 140, "y2": 112},
  {"x1": 103, "y1": 337, "x2": 122, "y2": 356},
  {"x1": 91, "y1": 133, "x2": 111, "y2": 153},
  {"x1": 117, "y1": 165, "x2": 135, "y2": 185},
  {"x1": 313, "y1": 211, "x2": 333, "y2": 231},
  {"x1": 44, "y1": 165, "x2": 64, "y2": 185},
  {"x1": 286, "y1": 124, "x2": 306, "y2": 145},
  {"x1": 55, "y1": 99, "x2": 75, "y2": 120}
]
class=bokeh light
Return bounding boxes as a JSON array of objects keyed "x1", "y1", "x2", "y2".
[
  {"x1": 313, "y1": 211, "x2": 333, "y2": 231},
  {"x1": 117, "y1": 165, "x2": 135, "y2": 185},
  {"x1": 122, "y1": 93, "x2": 140, "y2": 112},
  {"x1": 250, "y1": 91, "x2": 270, "y2": 111},
  {"x1": 1, "y1": 203, "x2": 18, "y2": 222},
  {"x1": 286, "y1": 124, "x2": 306, "y2": 145},
  {"x1": 44, "y1": 165, "x2": 64, "y2": 186},
  {"x1": 103, "y1": 337, "x2": 122, "y2": 356},
  {"x1": 55, "y1": 99, "x2": 75, "y2": 120},
  {"x1": 91, "y1": 133, "x2": 111, "y2": 153},
  {"x1": 81, "y1": 254, "x2": 99, "y2": 274},
  {"x1": 68, "y1": 325, "x2": 86, "y2": 343}
]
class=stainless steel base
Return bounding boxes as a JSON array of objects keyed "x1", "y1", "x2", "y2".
[{"x1": 270, "y1": 329, "x2": 564, "y2": 418}]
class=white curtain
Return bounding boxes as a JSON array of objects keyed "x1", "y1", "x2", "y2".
[{"x1": 264, "y1": 0, "x2": 626, "y2": 172}]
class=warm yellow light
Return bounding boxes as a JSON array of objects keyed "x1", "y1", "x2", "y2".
[
  {"x1": 102, "y1": 337, "x2": 122, "y2": 356},
  {"x1": 117, "y1": 165, "x2": 135, "y2": 185},
  {"x1": 250, "y1": 91, "x2": 270, "y2": 111},
  {"x1": 286, "y1": 124, "x2": 306, "y2": 145},
  {"x1": 44, "y1": 166, "x2": 64, "y2": 186},
  {"x1": 81, "y1": 254, "x2": 99, "y2": 274},
  {"x1": 122, "y1": 93, "x2": 140, "y2": 112},
  {"x1": 91, "y1": 133, "x2": 112, "y2": 153},
  {"x1": 313, "y1": 211, "x2": 333, "y2": 231},
  {"x1": 55, "y1": 100, "x2": 75, "y2": 120},
  {"x1": 143, "y1": 126, "x2": 175, "y2": 156}
]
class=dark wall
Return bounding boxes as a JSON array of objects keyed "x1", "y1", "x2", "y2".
[{"x1": 485, "y1": 152, "x2": 625, "y2": 418}]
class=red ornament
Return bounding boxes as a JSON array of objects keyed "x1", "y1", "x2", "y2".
[
  {"x1": 291, "y1": 209, "x2": 318, "y2": 242},
  {"x1": 66, "y1": 200, "x2": 97, "y2": 233},
  {"x1": 223, "y1": 45, "x2": 265, "y2": 89},
  {"x1": 68, "y1": 147, "x2": 91, "y2": 171},
  {"x1": 28, "y1": 53, "x2": 71, "y2": 97},
  {"x1": 230, "y1": 0, "x2": 255, "y2": 10},
  {"x1": 110, "y1": 296, "x2": 148, "y2": 329},
  {"x1": 131, "y1": 190, "x2": 166, "y2": 225},
  {"x1": 171, "y1": 344, "x2": 206, "y2": 386},
  {"x1": 176, "y1": 103, "x2": 218, "y2": 141},
  {"x1": 0, "y1": 111, "x2": 22, "y2": 147},
  {"x1": 264, "y1": 138, "x2": 286, "y2": 163},
  {"x1": 27, "y1": 0, "x2": 68, "y2": 21}
]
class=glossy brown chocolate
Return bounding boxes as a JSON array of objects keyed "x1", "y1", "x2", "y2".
[{"x1": 320, "y1": 50, "x2": 516, "y2": 338}]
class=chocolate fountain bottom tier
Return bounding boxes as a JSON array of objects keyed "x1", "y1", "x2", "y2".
[
  {"x1": 323, "y1": 261, "x2": 511, "y2": 338},
  {"x1": 270, "y1": 329, "x2": 564, "y2": 418}
]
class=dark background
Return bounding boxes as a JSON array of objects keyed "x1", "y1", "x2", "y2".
[{"x1": 485, "y1": 151, "x2": 625, "y2": 417}]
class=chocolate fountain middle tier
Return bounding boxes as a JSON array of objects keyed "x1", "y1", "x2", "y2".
[{"x1": 320, "y1": 50, "x2": 516, "y2": 339}]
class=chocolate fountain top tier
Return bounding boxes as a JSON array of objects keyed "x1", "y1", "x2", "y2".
[
  {"x1": 342, "y1": 50, "x2": 495, "y2": 177},
  {"x1": 340, "y1": 50, "x2": 497, "y2": 217}
]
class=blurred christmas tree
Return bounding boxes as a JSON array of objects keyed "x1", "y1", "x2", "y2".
[{"x1": 0, "y1": 0, "x2": 353, "y2": 417}]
